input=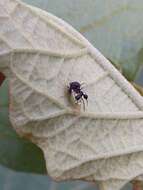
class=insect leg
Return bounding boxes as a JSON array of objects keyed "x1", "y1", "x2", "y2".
[
  {"x1": 80, "y1": 82, "x2": 86, "y2": 90},
  {"x1": 81, "y1": 97, "x2": 85, "y2": 111},
  {"x1": 86, "y1": 98, "x2": 88, "y2": 106}
]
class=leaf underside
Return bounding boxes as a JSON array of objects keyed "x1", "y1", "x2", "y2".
[
  {"x1": 23, "y1": 0, "x2": 143, "y2": 81},
  {"x1": 0, "y1": 1, "x2": 143, "y2": 190},
  {"x1": 0, "y1": 80, "x2": 46, "y2": 173}
]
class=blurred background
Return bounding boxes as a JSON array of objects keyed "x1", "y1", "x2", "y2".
[{"x1": 0, "y1": 0, "x2": 143, "y2": 189}]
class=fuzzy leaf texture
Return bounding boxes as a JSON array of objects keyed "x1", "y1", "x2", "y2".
[
  {"x1": 0, "y1": 0, "x2": 143, "y2": 190},
  {"x1": 24, "y1": 0, "x2": 143, "y2": 82}
]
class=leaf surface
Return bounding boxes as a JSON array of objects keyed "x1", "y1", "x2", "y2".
[
  {"x1": 0, "y1": 80, "x2": 46, "y2": 173},
  {"x1": 23, "y1": 0, "x2": 143, "y2": 81},
  {"x1": 0, "y1": 1, "x2": 143, "y2": 190}
]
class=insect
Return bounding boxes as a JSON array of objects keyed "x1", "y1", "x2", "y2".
[{"x1": 68, "y1": 81, "x2": 88, "y2": 109}]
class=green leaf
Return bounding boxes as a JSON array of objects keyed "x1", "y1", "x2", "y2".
[
  {"x1": 23, "y1": 0, "x2": 143, "y2": 81},
  {"x1": 0, "y1": 80, "x2": 46, "y2": 174}
]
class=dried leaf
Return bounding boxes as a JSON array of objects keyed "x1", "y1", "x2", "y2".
[{"x1": 0, "y1": 1, "x2": 143, "y2": 190}]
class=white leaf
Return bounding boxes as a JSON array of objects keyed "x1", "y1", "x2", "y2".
[{"x1": 0, "y1": 0, "x2": 143, "y2": 190}]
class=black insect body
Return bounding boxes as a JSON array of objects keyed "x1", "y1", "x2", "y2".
[
  {"x1": 68, "y1": 81, "x2": 88, "y2": 109},
  {"x1": 68, "y1": 81, "x2": 81, "y2": 94},
  {"x1": 75, "y1": 91, "x2": 88, "y2": 101}
]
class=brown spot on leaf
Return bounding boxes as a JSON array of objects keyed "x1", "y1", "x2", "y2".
[{"x1": 0, "y1": 72, "x2": 5, "y2": 86}]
